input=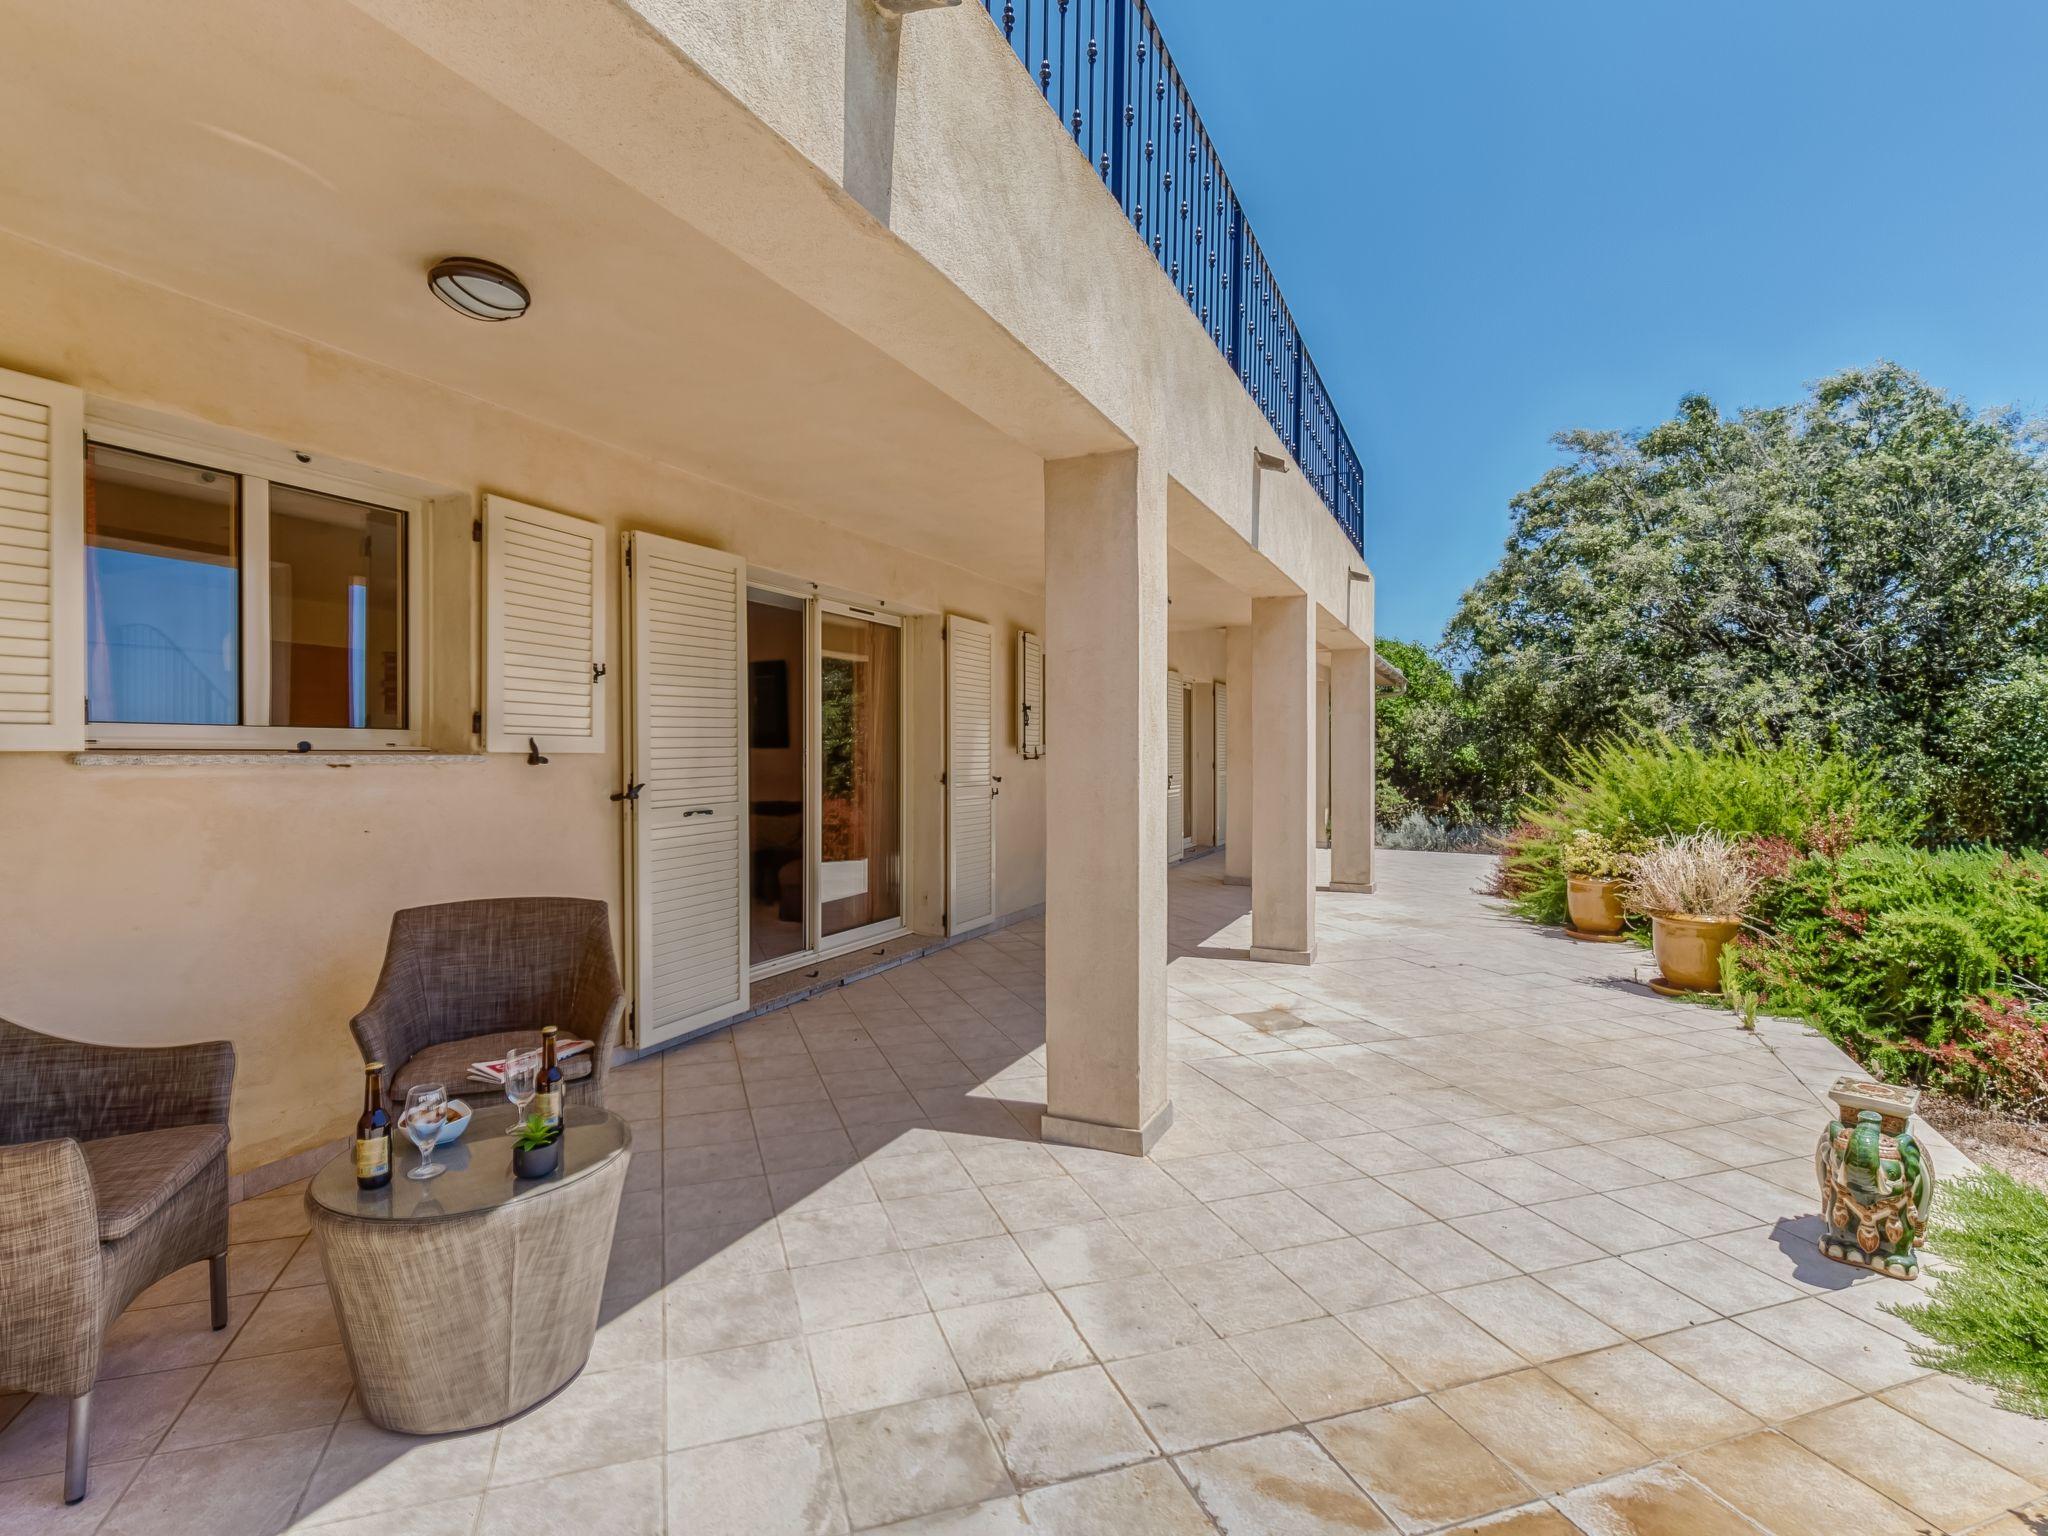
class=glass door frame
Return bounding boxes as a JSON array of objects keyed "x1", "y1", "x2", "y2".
[{"x1": 747, "y1": 582, "x2": 910, "y2": 981}]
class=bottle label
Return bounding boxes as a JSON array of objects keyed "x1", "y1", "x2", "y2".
[
  {"x1": 535, "y1": 1089, "x2": 562, "y2": 1124},
  {"x1": 355, "y1": 1133, "x2": 389, "y2": 1179}
]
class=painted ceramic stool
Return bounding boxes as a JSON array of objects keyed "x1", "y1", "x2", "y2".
[{"x1": 1814, "y1": 1077, "x2": 1933, "y2": 1280}]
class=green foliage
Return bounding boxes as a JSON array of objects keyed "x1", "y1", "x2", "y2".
[
  {"x1": 1561, "y1": 830, "x2": 1635, "y2": 880},
  {"x1": 1374, "y1": 638, "x2": 1540, "y2": 829},
  {"x1": 514, "y1": 1113, "x2": 559, "y2": 1151},
  {"x1": 1891, "y1": 1170, "x2": 2048, "y2": 1417},
  {"x1": 1505, "y1": 732, "x2": 1913, "y2": 925},
  {"x1": 1941, "y1": 659, "x2": 2048, "y2": 848},
  {"x1": 1438, "y1": 365, "x2": 2048, "y2": 834},
  {"x1": 1730, "y1": 844, "x2": 2048, "y2": 1094}
]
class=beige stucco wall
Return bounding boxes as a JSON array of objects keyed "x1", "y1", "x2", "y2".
[{"x1": 0, "y1": 234, "x2": 1048, "y2": 1175}]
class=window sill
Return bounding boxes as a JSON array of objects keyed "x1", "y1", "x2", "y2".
[{"x1": 70, "y1": 750, "x2": 486, "y2": 769}]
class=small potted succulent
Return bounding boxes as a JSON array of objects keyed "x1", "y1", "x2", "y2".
[
  {"x1": 1624, "y1": 832, "x2": 1759, "y2": 993},
  {"x1": 1562, "y1": 829, "x2": 1635, "y2": 939},
  {"x1": 512, "y1": 1113, "x2": 563, "y2": 1180}
]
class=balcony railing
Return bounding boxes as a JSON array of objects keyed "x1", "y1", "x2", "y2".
[{"x1": 982, "y1": 0, "x2": 1365, "y2": 554}]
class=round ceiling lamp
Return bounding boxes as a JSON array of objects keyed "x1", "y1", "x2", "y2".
[{"x1": 427, "y1": 257, "x2": 530, "y2": 322}]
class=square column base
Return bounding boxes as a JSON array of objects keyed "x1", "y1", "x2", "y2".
[
  {"x1": 1249, "y1": 945, "x2": 1316, "y2": 966},
  {"x1": 1041, "y1": 1099, "x2": 1175, "y2": 1158},
  {"x1": 1322, "y1": 882, "x2": 1376, "y2": 894}
]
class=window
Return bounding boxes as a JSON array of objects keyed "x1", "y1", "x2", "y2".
[{"x1": 81, "y1": 427, "x2": 422, "y2": 747}]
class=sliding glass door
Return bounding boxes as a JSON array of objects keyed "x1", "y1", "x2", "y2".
[{"x1": 746, "y1": 589, "x2": 906, "y2": 975}]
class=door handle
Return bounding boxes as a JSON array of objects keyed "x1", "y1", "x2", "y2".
[{"x1": 683, "y1": 807, "x2": 715, "y2": 818}]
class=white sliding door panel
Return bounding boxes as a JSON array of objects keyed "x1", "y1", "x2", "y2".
[
  {"x1": 946, "y1": 614, "x2": 996, "y2": 936},
  {"x1": 625, "y1": 531, "x2": 748, "y2": 1047}
]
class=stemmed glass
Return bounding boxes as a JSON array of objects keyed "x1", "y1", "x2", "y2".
[
  {"x1": 402, "y1": 1083, "x2": 447, "y2": 1181},
  {"x1": 503, "y1": 1049, "x2": 541, "y2": 1133}
]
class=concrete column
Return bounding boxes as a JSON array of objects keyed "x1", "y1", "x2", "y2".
[
  {"x1": 1223, "y1": 625, "x2": 1255, "y2": 884},
  {"x1": 1329, "y1": 646, "x2": 1377, "y2": 893},
  {"x1": 1041, "y1": 449, "x2": 1173, "y2": 1156},
  {"x1": 1250, "y1": 594, "x2": 1316, "y2": 963}
]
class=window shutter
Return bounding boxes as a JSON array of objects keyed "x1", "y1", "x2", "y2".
[
  {"x1": 1017, "y1": 629, "x2": 1044, "y2": 759},
  {"x1": 482, "y1": 494, "x2": 606, "y2": 754},
  {"x1": 0, "y1": 368, "x2": 84, "y2": 752},
  {"x1": 946, "y1": 614, "x2": 996, "y2": 935},
  {"x1": 1213, "y1": 680, "x2": 1228, "y2": 846},
  {"x1": 1166, "y1": 670, "x2": 1187, "y2": 859}
]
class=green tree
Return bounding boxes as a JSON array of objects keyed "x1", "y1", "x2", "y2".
[{"x1": 1443, "y1": 364, "x2": 2048, "y2": 832}]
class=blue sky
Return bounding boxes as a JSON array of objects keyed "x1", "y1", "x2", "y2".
[{"x1": 1143, "y1": 0, "x2": 2048, "y2": 644}]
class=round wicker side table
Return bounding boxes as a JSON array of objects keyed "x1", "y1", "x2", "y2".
[{"x1": 305, "y1": 1104, "x2": 631, "y2": 1434}]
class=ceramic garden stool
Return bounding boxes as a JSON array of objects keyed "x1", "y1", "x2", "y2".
[
  {"x1": 305, "y1": 1105, "x2": 631, "y2": 1433},
  {"x1": 1815, "y1": 1077, "x2": 1933, "y2": 1280}
]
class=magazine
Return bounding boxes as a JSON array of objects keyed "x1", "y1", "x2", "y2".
[{"x1": 467, "y1": 1036, "x2": 592, "y2": 1086}]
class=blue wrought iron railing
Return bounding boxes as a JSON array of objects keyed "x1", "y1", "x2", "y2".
[{"x1": 982, "y1": 0, "x2": 1364, "y2": 554}]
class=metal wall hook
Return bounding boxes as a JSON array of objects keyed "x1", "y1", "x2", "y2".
[{"x1": 527, "y1": 738, "x2": 550, "y2": 765}]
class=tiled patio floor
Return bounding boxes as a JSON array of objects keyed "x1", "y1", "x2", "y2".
[{"x1": 6, "y1": 850, "x2": 2045, "y2": 1534}]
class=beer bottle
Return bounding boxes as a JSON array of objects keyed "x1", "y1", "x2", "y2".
[
  {"x1": 535, "y1": 1026, "x2": 564, "y2": 1132},
  {"x1": 355, "y1": 1063, "x2": 392, "y2": 1190}
]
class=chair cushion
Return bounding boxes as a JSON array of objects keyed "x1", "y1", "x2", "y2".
[
  {"x1": 81, "y1": 1124, "x2": 229, "y2": 1242},
  {"x1": 391, "y1": 1030, "x2": 593, "y2": 1109}
]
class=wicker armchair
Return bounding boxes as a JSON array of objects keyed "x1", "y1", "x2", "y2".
[
  {"x1": 350, "y1": 897, "x2": 626, "y2": 1113},
  {"x1": 0, "y1": 1020, "x2": 234, "y2": 1505}
]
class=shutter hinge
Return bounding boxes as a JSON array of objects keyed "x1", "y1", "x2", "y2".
[
  {"x1": 471, "y1": 709, "x2": 482, "y2": 735},
  {"x1": 472, "y1": 519, "x2": 482, "y2": 543},
  {"x1": 624, "y1": 540, "x2": 633, "y2": 573}
]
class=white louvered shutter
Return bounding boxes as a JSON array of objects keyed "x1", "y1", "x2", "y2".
[
  {"x1": 946, "y1": 614, "x2": 995, "y2": 935},
  {"x1": 624, "y1": 531, "x2": 748, "y2": 1047},
  {"x1": 1165, "y1": 671, "x2": 1187, "y2": 861},
  {"x1": 1213, "y1": 681, "x2": 1228, "y2": 850},
  {"x1": 1017, "y1": 629, "x2": 1044, "y2": 759},
  {"x1": 483, "y1": 494, "x2": 606, "y2": 754},
  {"x1": 0, "y1": 369, "x2": 83, "y2": 751}
]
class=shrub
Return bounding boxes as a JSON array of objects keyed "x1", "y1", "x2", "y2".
[
  {"x1": 1939, "y1": 659, "x2": 2048, "y2": 850},
  {"x1": 1376, "y1": 811, "x2": 1504, "y2": 854},
  {"x1": 1561, "y1": 830, "x2": 1636, "y2": 880},
  {"x1": 1504, "y1": 732, "x2": 1916, "y2": 925},
  {"x1": 1892, "y1": 1170, "x2": 2048, "y2": 1417},
  {"x1": 1624, "y1": 833, "x2": 1760, "y2": 920},
  {"x1": 1729, "y1": 844, "x2": 2048, "y2": 1100}
]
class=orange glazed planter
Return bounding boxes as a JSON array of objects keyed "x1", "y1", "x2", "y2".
[
  {"x1": 1649, "y1": 913, "x2": 1741, "y2": 994},
  {"x1": 1565, "y1": 876, "x2": 1627, "y2": 939}
]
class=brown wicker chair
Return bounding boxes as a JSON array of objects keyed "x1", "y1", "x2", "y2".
[
  {"x1": 350, "y1": 897, "x2": 626, "y2": 1114},
  {"x1": 0, "y1": 1020, "x2": 234, "y2": 1505}
]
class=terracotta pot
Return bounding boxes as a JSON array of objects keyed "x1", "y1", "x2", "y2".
[
  {"x1": 1566, "y1": 876, "x2": 1626, "y2": 936},
  {"x1": 1650, "y1": 913, "x2": 1741, "y2": 992}
]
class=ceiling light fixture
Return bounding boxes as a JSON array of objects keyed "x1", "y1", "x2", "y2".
[{"x1": 427, "y1": 257, "x2": 530, "y2": 322}]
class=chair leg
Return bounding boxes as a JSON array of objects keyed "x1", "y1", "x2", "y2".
[
  {"x1": 209, "y1": 1252, "x2": 229, "y2": 1331},
  {"x1": 63, "y1": 1392, "x2": 91, "y2": 1504}
]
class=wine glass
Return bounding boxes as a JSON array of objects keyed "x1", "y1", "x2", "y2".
[
  {"x1": 503, "y1": 1049, "x2": 541, "y2": 1133},
  {"x1": 402, "y1": 1083, "x2": 447, "y2": 1181}
]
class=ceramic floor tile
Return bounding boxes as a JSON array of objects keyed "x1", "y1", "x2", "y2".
[
  {"x1": 1528, "y1": 1193, "x2": 1686, "y2": 1254},
  {"x1": 1312, "y1": 1397, "x2": 1533, "y2": 1534},
  {"x1": 1736, "y1": 1297, "x2": 1928, "y2": 1392},
  {"x1": 1781, "y1": 1395, "x2": 2037, "y2": 1532},
  {"x1": 808, "y1": 1313, "x2": 965, "y2": 1416},
  {"x1": 827, "y1": 1392, "x2": 1014, "y2": 1529},
  {"x1": 1434, "y1": 1368, "x2": 1651, "y2": 1494},
  {"x1": 884, "y1": 1189, "x2": 1008, "y2": 1248},
  {"x1": 665, "y1": 1337, "x2": 822, "y2": 1450},
  {"x1": 1338, "y1": 1296, "x2": 1525, "y2": 1392},
  {"x1": 0, "y1": 1457, "x2": 144, "y2": 1535},
  {"x1": 1644, "y1": 1319, "x2": 1861, "y2": 1422},
  {"x1": 1378, "y1": 1166, "x2": 1516, "y2": 1219},
  {"x1": 1534, "y1": 1257, "x2": 1719, "y2": 1338},
  {"x1": 1623, "y1": 1240, "x2": 1808, "y2": 1316},
  {"x1": 1176, "y1": 1428, "x2": 1395, "y2": 1534},
  {"x1": 1681, "y1": 1430, "x2": 1929, "y2": 1536},
  {"x1": 1205, "y1": 1190, "x2": 1349, "y2": 1252},
  {"x1": 1228, "y1": 1315, "x2": 1412, "y2": 1418},
  {"x1": 1880, "y1": 1374, "x2": 2048, "y2": 1481},
  {"x1": 295, "y1": 1418, "x2": 498, "y2": 1526},
  {"x1": 1162, "y1": 1253, "x2": 1325, "y2": 1337},
  {"x1": 790, "y1": 1251, "x2": 928, "y2": 1332},
  {"x1": 664, "y1": 1423, "x2": 848, "y2": 1536},
  {"x1": 972, "y1": 1365, "x2": 1156, "y2": 1488},
  {"x1": 1018, "y1": 1459, "x2": 1214, "y2": 1535},
  {"x1": 97, "y1": 1295, "x2": 258, "y2": 1379},
  {"x1": 907, "y1": 1234, "x2": 1046, "y2": 1310},
  {"x1": 161, "y1": 1344, "x2": 353, "y2": 1450},
  {"x1": 1106, "y1": 1339, "x2": 1296, "y2": 1454},
  {"x1": 98, "y1": 1425, "x2": 329, "y2": 1536},
  {"x1": 1056, "y1": 1274, "x2": 1216, "y2": 1361},
  {"x1": 934, "y1": 1292, "x2": 1092, "y2": 1387},
  {"x1": 1544, "y1": 1342, "x2": 1760, "y2": 1455},
  {"x1": 666, "y1": 1268, "x2": 802, "y2": 1355},
  {"x1": 476, "y1": 1456, "x2": 665, "y2": 1536},
  {"x1": 0, "y1": 1366, "x2": 206, "y2": 1480},
  {"x1": 780, "y1": 1203, "x2": 900, "y2": 1267},
  {"x1": 1442, "y1": 1276, "x2": 1625, "y2": 1363},
  {"x1": 1297, "y1": 1179, "x2": 1435, "y2": 1237},
  {"x1": 1115, "y1": 1204, "x2": 1256, "y2": 1266},
  {"x1": 1011, "y1": 1220, "x2": 1153, "y2": 1288},
  {"x1": 492, "y1": 1359, "x2": 664, "y2": 1485},
  {"x1": 1450, "y1": 1208, "x2": 1605, "y2": 1272},
  {"x1": 1552, "y1": 1464, "x2": 1770, "y2": 1536}
]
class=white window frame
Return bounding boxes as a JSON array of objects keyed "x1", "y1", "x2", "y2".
[{"x1": 80, "y1": 412, "x2": 429, "y2": 750}]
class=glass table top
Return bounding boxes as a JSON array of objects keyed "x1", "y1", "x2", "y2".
[{"x1": 308, "y1": 1104, "x2": 632, "y2": 1222}]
